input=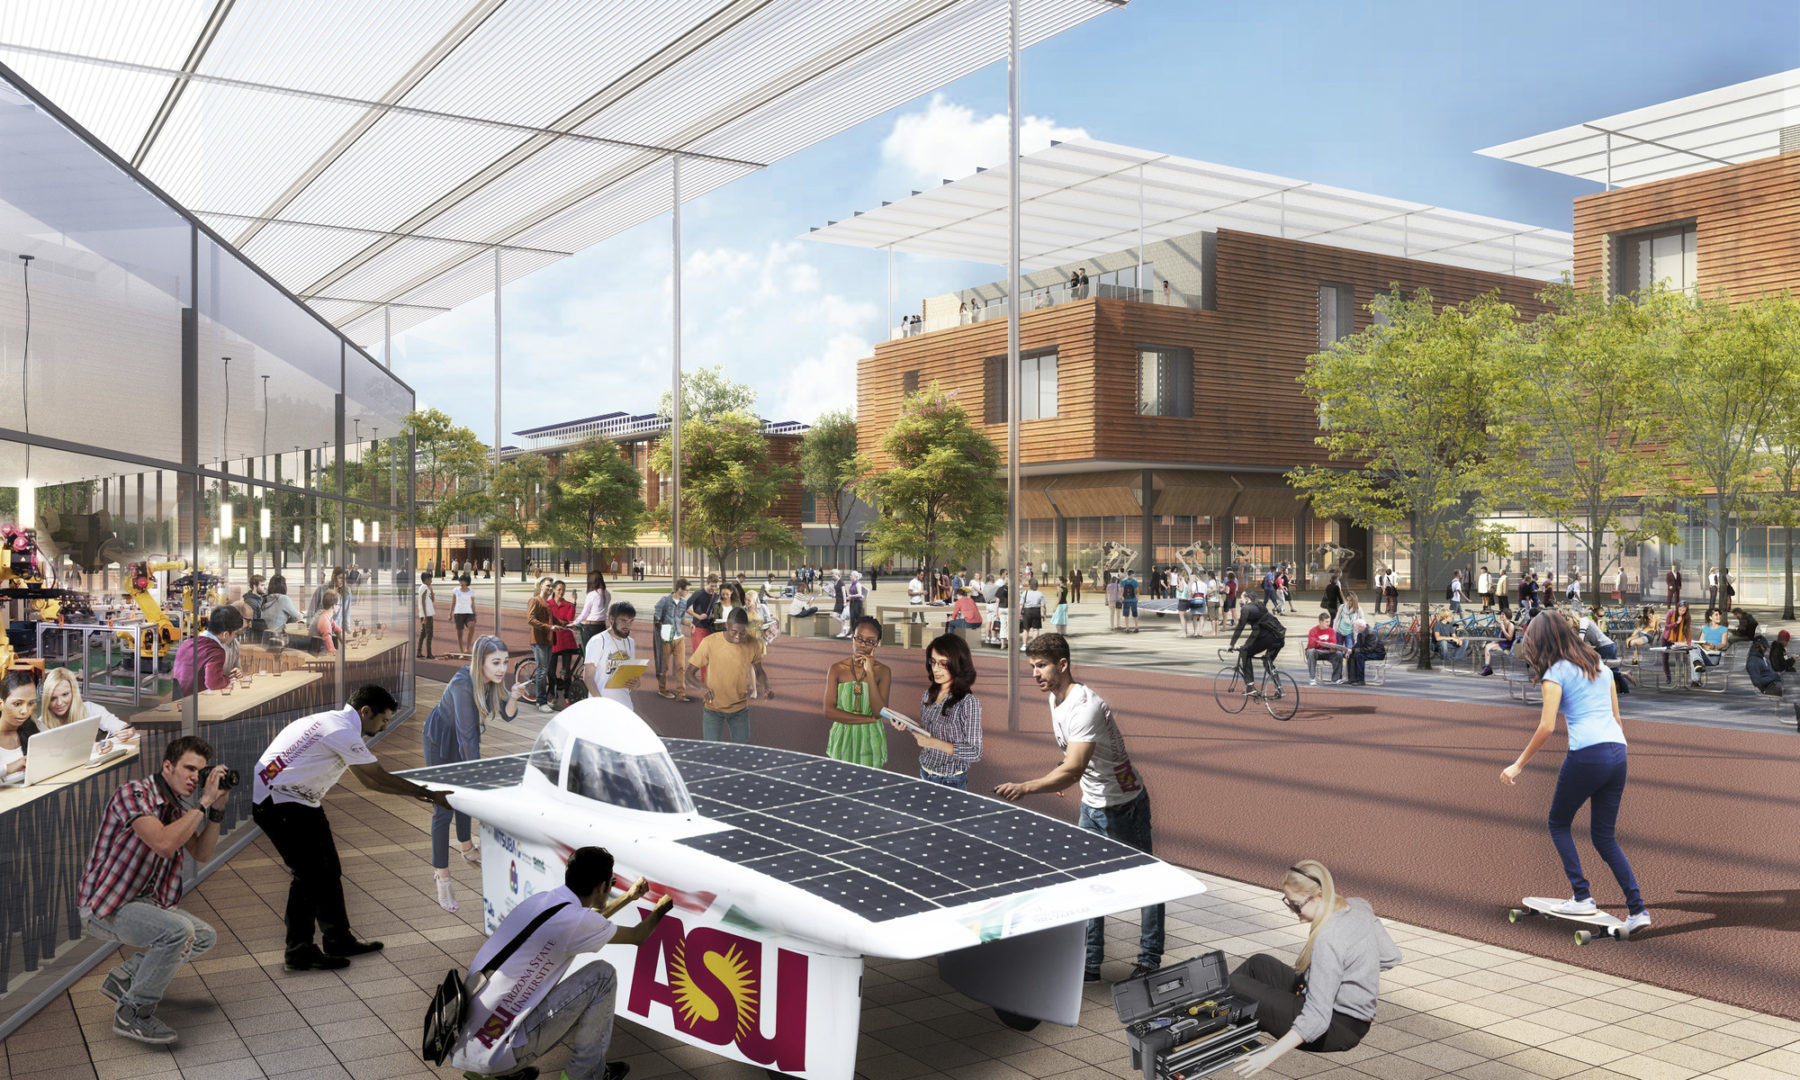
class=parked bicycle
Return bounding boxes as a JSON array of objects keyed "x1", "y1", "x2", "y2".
[
  {"x1": 511, "y1": 655, "x2": 587, "y2": 708},
  {"x1": 1213, "y1": 646, "x2": 1299, "y2": 721}
]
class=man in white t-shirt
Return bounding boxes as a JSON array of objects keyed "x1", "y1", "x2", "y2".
[
  {"x1": 907, "y1": 570, "x2": 927, "y2": 621},
  {"x1": 1477, "y1": 566, "x2": 1492, "y2": 611},
  {"x1": 996, "y1": 633, "x2": 1162, "y2": 982},
  {"x1": 251, "y1": 685, "x2": 449, "y2": 971},
  {"x1": 453, "y1": 847, "x2": 673, "y2": 1080},
  {"x1": 584, "y1": 601, "x2": 643, "y2": 708}
]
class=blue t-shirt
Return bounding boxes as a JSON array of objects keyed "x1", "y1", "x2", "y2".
[
  {"x1": 1120, "y1": 576, "x2": 1139, "y2": 600},
  {"x1": 1543, "y1": 659, "x2": 1625, "y2": 752},
  {"x1": 1700, "y1": 625, "x2": 1727, "y2": 648}
]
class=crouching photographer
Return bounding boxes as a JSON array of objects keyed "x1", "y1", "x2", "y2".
[{"x1": 77, "y1": 736, "x2": 231, "y2": 1045}]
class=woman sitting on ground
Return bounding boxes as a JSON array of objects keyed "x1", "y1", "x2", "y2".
[
  {"x1": 1729, "y1": 607, "x2": 1759, "y2": 643},
  {"x1": 1478, "y1": 609, "x2": 1521, "y2": 677},
  {"x1": 1230, "y1": 860, "x2": 1402, "y2": 1077}
]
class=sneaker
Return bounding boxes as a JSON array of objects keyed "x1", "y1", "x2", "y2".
[
  {"x1": 1548, "y1": 897, "x2": 1597, "y2": 917},
  {"x1": 283, "y1": 945, "x2": 351, "y2": 972},
  {"x1": 537, "y1": 702, "x2": 555, "y2": 714},
  {"x1": 99, "y1": 970, "x2": 130, "y2": 1004},
  {"x1": 1308, "y1": 677, "x2": 1317, "y2": 686},
  {"x1": 1127, "y1": 962, "x2": 1161, "y2": 980},
  {"x1": 322, "y1": 938, "x2": 384, "y2": 958},
  {"x1": 1622, "y1": 911, "x2": 1653, "y2": 936},
  {"x1": 1479, "y1": 665, "x2": 1493, "y2": 676},
  {"x1": 113, "y1": 1003, "x2": 178, "y2": 1045}
]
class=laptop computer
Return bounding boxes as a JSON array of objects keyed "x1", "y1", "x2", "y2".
[{"x1": 25, "y1": 717, "x2": 100, "y2": 785}]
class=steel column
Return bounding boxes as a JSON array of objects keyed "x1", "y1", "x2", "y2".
[{"x1": 1005, "y1": 0, "x2": 1022, "y2": 733}]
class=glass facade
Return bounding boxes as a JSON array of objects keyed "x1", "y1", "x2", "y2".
[{"x1": 0, "y1": 68, "x2": 413, "y2": 1034}]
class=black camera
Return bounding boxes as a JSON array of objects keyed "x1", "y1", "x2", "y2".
[{"x1": 198, "y1": 763, "x2": 239, "y2": 791}]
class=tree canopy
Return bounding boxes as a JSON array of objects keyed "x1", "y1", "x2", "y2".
[
  {"x1": 485, "y1": 454, "x2": 549, "y2": 581},
  {"x1": 657, "y1": 364, "x2": 759, "y2": 424},
  {"x1": 799, "y1": 409, "x2": 861, "y2": 562},
  {"x1": 857, "y1": 387, "x2": 1006, "y2": 574},
  {"x1": 543, "y1": 438, "x2": 647, "y2": 573},
  {"x1": 406, "y1": 409, "x2": 492, "y2": 572},
  {"x1": 649, "y1": 413, "x2": 800, "y2": 577}
]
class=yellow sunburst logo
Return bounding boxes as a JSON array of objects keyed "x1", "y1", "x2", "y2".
[{"x1": 668, "y1": 938, "x2": 760, "y2": 1039}]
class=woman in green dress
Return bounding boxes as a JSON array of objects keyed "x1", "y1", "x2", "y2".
[{"x1": 823, "y1": 615, "x2": 891, "y2": 767}]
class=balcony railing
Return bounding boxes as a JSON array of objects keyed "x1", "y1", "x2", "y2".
[
  {"x1": 891, "y1": 281, "x2": 1190, "y2": 340},
  {"x1": 519, "y1": 414, "x2": 808, "y2": 451}
]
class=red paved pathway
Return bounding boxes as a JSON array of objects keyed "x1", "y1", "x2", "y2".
[{"x1": 414, "y1": 607, "x2": 1800, "y2": 1021}]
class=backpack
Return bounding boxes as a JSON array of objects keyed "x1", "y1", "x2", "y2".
[
  {"x1": 1445, "y1": 581, "x2": 1455, "y2": 600},
  {"x1": 421, "y1": 902, "x2": 568, "y2": 1065}
]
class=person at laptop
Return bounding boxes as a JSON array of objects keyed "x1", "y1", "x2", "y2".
[
  {"x1": 172, "y1": 607, "x2": 244, "y2": 695},
  {"x1": 0, "y1": 670, "x2": 41, "y2": 785},
  {"x1": 77, "y1": 735, "x2": 227, "y2": 1045},
  {"x1": 40, "y1": 668, "x2": 135, "y2": 741}
]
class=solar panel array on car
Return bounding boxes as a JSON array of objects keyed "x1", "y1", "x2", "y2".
[{"x1": 663, "y1": 739, "x2": 1155, "y2": 922}]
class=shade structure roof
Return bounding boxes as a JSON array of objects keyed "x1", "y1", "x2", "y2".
[
  {"x1": 1476, "y1": 68, "x2": 1800, "y2": 189},
  {"x1": 0, "y1": 0, "x2": 1125, "y2": 347},
  {"x1": 805, "y1": 138, "x2": 1572, "y2": 280}
]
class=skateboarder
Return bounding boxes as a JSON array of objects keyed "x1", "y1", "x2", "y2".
[{"x1": 1500, "y1": 613, "x2": 1650, "y2": 936}]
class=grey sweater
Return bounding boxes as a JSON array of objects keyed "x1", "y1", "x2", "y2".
[{"x1": 1295, "y1": 897, "x2": 1402, "y2": 1042}]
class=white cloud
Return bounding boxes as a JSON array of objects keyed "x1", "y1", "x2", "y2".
[
  {"x1": 397, "y1": 229, "x2": 874, "y2": 437},
  {"x1": 880, "y1": 94, "x2": 1089, "y2": 188}
]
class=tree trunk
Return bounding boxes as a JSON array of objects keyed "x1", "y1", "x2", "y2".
[
  {"x1": 1413, "y1": 515, "x2": 1433, "y2": 671},
  {"x1": 1588, "y1": 504, "x2": 1603, "y2": 618},
  {"x1": 1715, "y1": 511, "x2": 1731, "y2": 619},
  {"x1": 1785, "y1": 521, "x2": 1795, "y2": 621}
]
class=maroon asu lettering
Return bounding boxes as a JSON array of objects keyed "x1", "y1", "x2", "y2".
[{"x1": 628, "y1": 913, "x2": 809, "y2": 1073}]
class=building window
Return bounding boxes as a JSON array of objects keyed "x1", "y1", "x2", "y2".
[
  {"x1": 984, "y1": 350, "x2": 1058, "y2": 423},
  {"x1": 1318, "y1": 283, "x2": 1355, "y2": 349},
  {"x1": 1137, "y1": 345, "x2": 1193, "y2": 417},
  {"x1": 902, "y1": 370, "x2": 920, "y2": 394},
  {"x1": 1613, "y1": 223, "x2": 1697, "y2": 296},
  {"x1": 800, "y1": 490, "x2": 817, "y2": 523},
  {"x1": 1371, "y1": 288, "x2": 1398, "y2": 328}
]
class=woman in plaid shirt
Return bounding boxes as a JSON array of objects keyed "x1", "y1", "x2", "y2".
[
  {"x1": 77, "y1": 735, "x2": 228, "y2": 1046},
  {"x1": 892, "y1": 633, "x2": 984, "y2": 789}
]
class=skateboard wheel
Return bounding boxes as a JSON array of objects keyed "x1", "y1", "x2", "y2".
[
  {"x1": 1507, "y1": 909, "x2": 1522, "y2": 923},
  {"x1": 1574, "y1": 930, "x2": 1592, "y2": 945}
]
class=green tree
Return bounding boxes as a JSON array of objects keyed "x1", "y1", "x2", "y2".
[
  {"x1": 857, "y1": 387, "x2": 1006, "y2": 574},
  {"x1": 1497, "y1": 281, "x2": 1684, "y2": 598},
  {"x1": 1653, "y1": 291, "x2": 1793, "y2": 613},
  {"x1": 1288, "y1": 289, "x2": 1516, "y2": 669},
  {"x1": 656, "y1": 364, "x2": 759, "y2": 424},
  {"x1": 1749, "y1": 294, "x2": 1800, "y2": 619},
  {"x1": 799, "y1": 409, "x2": 862, "y2": 563},
  {"x1": 485, "y1": 454, "x2": 550, "y2": 582},
  {"x1": 543, "y1": 438, "x2": 647, "y2": 575},
  {"x1": 407, "y1": 409, "x2": 493, "y2": 572},
  {"x1": 649, "y1": 414, "x2": 800, "y2": 578}
]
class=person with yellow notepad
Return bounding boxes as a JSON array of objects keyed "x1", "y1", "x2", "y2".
[{"x1": 584, "y1": 602, "x2": 644, "y2": 709}]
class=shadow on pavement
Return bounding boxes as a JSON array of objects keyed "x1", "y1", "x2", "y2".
[{"x1": 1639, "y1": 889, "x2": 1800, "y2": 939}]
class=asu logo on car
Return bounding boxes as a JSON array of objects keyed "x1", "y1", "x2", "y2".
[{"x1": 627, "y1": 913, "x2": 809, "y2": 1073}]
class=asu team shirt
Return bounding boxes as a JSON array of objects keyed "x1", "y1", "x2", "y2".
[
  {"x1": 252, "y1": 706, "x2": 379, "y2": 806},
  {"x1": 452, "y1": 885, "x2": 617, "y2": 1075}
]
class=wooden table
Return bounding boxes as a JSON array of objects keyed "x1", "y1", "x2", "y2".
[{"x1": 139, "y1": 670, "x2": 324, "y2": 725}]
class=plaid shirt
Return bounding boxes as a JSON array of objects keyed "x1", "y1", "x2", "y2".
[{"x1": 77, "y1": 778, "x2": 188, "y2": 918}]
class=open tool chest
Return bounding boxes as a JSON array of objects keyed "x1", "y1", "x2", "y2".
[{"x1": 1112, "y1": 951, "x2": 1263, "y2": 1080}]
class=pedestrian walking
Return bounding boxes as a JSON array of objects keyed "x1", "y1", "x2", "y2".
[
  {"x1": 997, "y1": 634, "x2": 1162, "y2": 981},
  {"x1": 576, "y1": 571, "x2": 610, "y2": 653},
  {"x1": 526, "y1": 577, "x2": 561, "y2": 713},
  {"x1": 421, "y1": 636, "x2": 519, "y2": 912},
  {"x1": 1501, "y1": 612, "x2": 1650, "y2": 937},
  {"x1": 822, "y1": 616, "x2": 890, "y2": 767},
  {"x1": 652, "y1": 578, "x2": 692, "y2": 700},
  {"x1": 451, "y1": 573, "x2": 477, "y2": 657},
  {"x1": 1666, "y1": 562, "x2": 1682, "y2": 607},
  {"x1": 416, "y1": 572, "x2": 437, "y2": 660},
  {"x1": 550, "y1": 580, "x2": 581, "y2": 706}
]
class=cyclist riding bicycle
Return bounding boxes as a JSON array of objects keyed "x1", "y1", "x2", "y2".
[{"x1": 1230, "y1": 598, "x2": 1287, "y2": 690}]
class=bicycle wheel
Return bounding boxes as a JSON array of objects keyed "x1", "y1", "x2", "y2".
[
  {"x1": 511, "y1": 656, "x2": 540, "y2": 704},
  {"x1": 1262, "y1": 670, "x2": 1299, "y2": 721},
  {"x1": 1213, "y1": 667, "x2": 1249, "y2": 714}
]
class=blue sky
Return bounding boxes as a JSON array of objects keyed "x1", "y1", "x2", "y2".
[{"x1": 395, "y1": 0, "x2": 1799, "y2": 441}]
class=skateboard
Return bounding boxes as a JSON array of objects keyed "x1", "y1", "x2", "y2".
[{"x1": 1508, "y1": 896, "x2": 1632, "y2": 945}]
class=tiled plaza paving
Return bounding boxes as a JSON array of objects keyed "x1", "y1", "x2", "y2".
[{"x1": 8, "y1": 677, "x2": 1800, "y2": 1080}]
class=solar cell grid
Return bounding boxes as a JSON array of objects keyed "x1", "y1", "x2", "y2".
[
  {"x1": 790, "y1": 869, "x2": 939, "y2": 921},
  {"x1": 855, "y1": 782, "x2": 1011, "y2": 824},
  {"x1": 865, "y1": 826, "x2": 1052, "y2": 888},
  {"x1": 399, "y1": 754, "x2": 530, "y2": 790},
  {"x1": 764, "y1": 757, "x2": 910, "y2": 794},
  {"x1": 764, "y1": 795, "x2": 924, "y2": 840},
  {"x1": 744, "y1": 850, "x2": 847, "y2": 882},
  {"x1": 684, "y1": 773, "x2": 822, "y2": 812},
  {"x1": 975, "y1": 809, "x2": 1150, "y2": 870},
  {"x1": 664, "y1": 739, "x2": 807, "y2": 771},
  {"x1": 679, "y1": 829, "x2": 797, "y2": 863},
  {"x1": 712, "y1": 812, "x2": 860, "y2": 855}
]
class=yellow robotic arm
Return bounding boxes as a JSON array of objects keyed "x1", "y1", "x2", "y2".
[{"x1": 120, "y1": 560, "x2": 189, "y2": 658}]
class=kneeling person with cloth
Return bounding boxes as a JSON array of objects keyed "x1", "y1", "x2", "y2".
[{"x1": 452, "y1": 846, "x2": 675, "y2": 1080}]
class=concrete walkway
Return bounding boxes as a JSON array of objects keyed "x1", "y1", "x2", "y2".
[{"x1": 14, "y1": 678, "x2": 1800, "y2": 1080}]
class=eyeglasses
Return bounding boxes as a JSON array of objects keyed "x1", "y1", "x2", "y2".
[
  {"x1": 853, "y1": 635, "x2": 881, "y2": 646},
  {"x1": 1282, "y1": 894, "x2": 1307, "y2": 917},
  {"x1": 927, "y1": 657, "x2": 950, "y2": 668}
]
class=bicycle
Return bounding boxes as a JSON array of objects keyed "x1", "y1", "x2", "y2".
[
  {"x1": 1369, "y1": 612, "x2": 1421, "y2": 663},
  {"x1": 512, "y1": 653, "x2": 588, "y2": 708},
  {"x1": 1212, "y1": 647, "x2": 1299, "y2": 721}
]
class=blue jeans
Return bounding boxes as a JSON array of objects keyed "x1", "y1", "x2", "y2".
[
  {"x1": 1548, "y1": 742, "x2": 1643, "y2": 916},
  {"x1": 702, "y1": 707, "x2": 750, "y2": 743},
  {"x1": 1077, "y1": 791, "x2": 1164, "y2": 971},
  {"x1": 512, "y1": 959, "x2": 617, "y2": 1080},
  {"x1": 424, "y1": 736, "x2": 472, "y2": 870},
  {"x1": 85, "y1": 900, "x2": 216, "y2": 1011},
  {"x1": 533, "y1": 642, "x2": 556, "y2": 701},
  {"x1": 921, "y1": 768, "x2": 969, "y2": 790}
]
